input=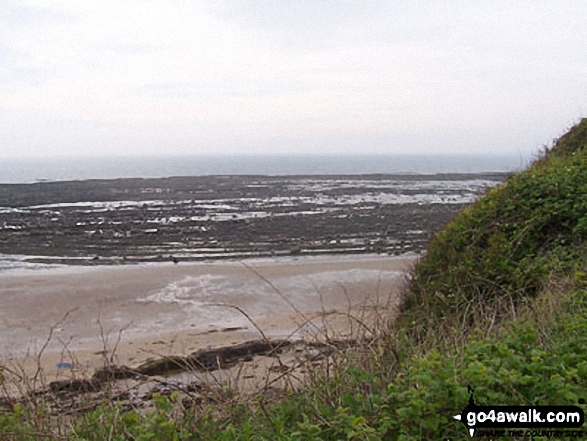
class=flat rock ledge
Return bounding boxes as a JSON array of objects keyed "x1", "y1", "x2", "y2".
[
  {"x1": 2, "y1": 338, "x2": 356, "y2": 416},
  {"x1": 94, "y1": 339, "x2": 293, "y2": 381}
]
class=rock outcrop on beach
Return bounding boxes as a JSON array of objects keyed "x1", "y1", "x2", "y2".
[{"x1": 6, "y1": 339, "x2": 348, "y2": 418}]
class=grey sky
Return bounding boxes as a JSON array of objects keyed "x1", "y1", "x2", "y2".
[{"x1": 1, "y1": 1, "x2": 586, "y2": 158}]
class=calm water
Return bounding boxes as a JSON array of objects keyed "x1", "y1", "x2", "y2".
[{"x1": 0, "y1": 154, "x2": 528, "y2": 184}]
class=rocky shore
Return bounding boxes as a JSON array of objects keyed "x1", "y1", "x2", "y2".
[{"x1": 0, "y1": 173, "x2": 506, "y2": 265}]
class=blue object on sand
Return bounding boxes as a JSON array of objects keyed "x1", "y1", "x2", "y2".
[{"x1": 56, "y1": 362, "x2": 73, "y2": 369}]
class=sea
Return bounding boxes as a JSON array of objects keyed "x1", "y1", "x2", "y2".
[{"x1": 0, "y1": 153, "x2": 529, "y2": 184}]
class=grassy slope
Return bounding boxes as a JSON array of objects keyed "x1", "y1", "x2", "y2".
[{"x1": 2, "y1": 120, "x2": 587, "y2": 439}]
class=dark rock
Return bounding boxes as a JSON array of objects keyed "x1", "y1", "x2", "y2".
[
  {"x1": 131, "y1": 339, "x2": 292, "y2": 376},
  {"x1": 135, "y1": 355, "x2": 187, "y2": 376},
  {"x1": 92, "y1": 365, "x2": 137, "y2": 381},
  {"x1": 49, "y1": 378, "x2": 102, "y2": 393},
  {"x1": 185, "y1": 339, "x2": 291, "y2": 370}
]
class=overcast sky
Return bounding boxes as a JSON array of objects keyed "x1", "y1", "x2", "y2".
[{"x1": 1, "y1": 1, "x2": 586, "y2": 158}]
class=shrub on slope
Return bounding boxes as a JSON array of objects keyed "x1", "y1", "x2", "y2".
[
  {"x1": 403, "y1": 119, "x2": 587, "y2": 337},
  {"x1": 379, "y1": 119, "x2": 587, "y2": 439}
]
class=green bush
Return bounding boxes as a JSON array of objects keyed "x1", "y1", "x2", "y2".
[{"x1": 404, "y1": 120, "x2": 587, "y2": 338}]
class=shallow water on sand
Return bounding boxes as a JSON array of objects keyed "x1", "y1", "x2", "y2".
[{"x1": 0, "y1": 255, "x2": 413, "y2": 360}]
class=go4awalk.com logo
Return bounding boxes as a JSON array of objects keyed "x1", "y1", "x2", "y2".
[{"x1": 453, "y1": 387, "x2": 585, "y2": 438}]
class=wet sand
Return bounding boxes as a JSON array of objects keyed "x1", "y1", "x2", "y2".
[{"x1": 0, "y1": 254, "x2": 415, "y2": 379}]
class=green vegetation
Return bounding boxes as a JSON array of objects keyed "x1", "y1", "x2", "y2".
[{"x1": 2, "y1": 120, "x2": 587, "y2": 439}]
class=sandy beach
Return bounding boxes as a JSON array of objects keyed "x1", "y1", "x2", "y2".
[{"x1": 0, "y1": 254, "x2": 416, "y2": 380}]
